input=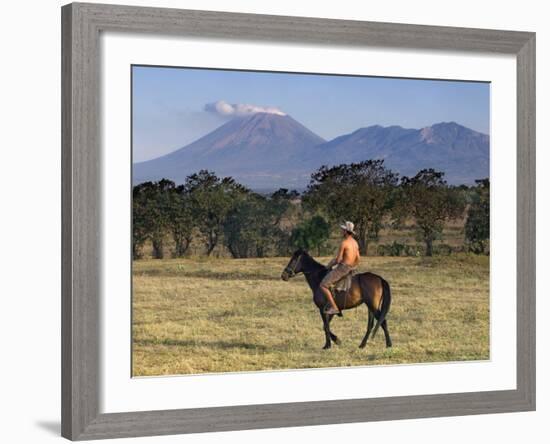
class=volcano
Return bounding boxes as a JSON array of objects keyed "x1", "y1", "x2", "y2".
[{"x1": 133, "y1": 112, "x2": 326, "y2": 191}]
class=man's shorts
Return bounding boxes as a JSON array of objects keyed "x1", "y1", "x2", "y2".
[{"x1": 320, "y1": 263, "x2": 353, "y2": 288}]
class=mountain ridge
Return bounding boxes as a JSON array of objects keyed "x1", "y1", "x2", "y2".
[{"x1": 133, "y1": 113, "x2": 489, "y2": 190}]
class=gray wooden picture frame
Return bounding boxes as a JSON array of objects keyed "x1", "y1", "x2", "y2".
[{"x1": 61, "y1": 2, "x2": 536, "y2": 440}]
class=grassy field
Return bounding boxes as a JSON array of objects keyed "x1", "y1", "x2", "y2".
[{"x1": 132, "y1": 254, "x2": 489, "y2": 376}]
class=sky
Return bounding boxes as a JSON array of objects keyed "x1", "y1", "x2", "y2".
[{"x1": 132, "y1": 65, "x2": 490, "y2": 162}]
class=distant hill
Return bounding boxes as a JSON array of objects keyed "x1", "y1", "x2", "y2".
[
  {"x1": 133, "y1": 113, "x2": 489, "y2": 190},
  {"x1": 308, "y1": 122, "x2": 490, "y2": 185}
]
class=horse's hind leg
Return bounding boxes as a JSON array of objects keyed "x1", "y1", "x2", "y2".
[
  {"x1": 381, "y1": 319, "x2": 392, "y2": 347},
  {"x1": 359, "y1": 309, "x2": 374, "y2": 348}
]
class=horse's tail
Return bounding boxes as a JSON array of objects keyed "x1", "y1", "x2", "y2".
[{"x1": 372, "y1": 277, "x2": 391, "y2": 339}]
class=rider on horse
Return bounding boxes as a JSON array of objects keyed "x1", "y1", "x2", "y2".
[{"x1": 320, "y1": 221, "x2": 361, "y2": 315}]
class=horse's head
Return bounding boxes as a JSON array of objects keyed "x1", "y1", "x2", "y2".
[{"x1": 281, "y1": 249, "x2": 308, "y2": 281}]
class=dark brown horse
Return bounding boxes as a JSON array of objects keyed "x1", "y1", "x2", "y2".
[{"x1": 281, "y1": 249, "x2": 392, "y2": 350}]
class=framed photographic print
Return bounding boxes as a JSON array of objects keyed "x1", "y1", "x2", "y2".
[{"x1": 61, "y1": 2, "x2": 536, "y2": 440}]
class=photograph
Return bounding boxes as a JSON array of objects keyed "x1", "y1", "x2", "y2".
[{"x1": 131, "y1": 65, "x2": 491, "y2": 377}]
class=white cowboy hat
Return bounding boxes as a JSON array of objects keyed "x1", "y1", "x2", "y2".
[{"x1": 339, "y1": 221, "x2": 356, "y2": 234}]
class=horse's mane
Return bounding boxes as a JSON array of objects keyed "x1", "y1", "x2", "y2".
[{"x1": 300, "y1": 250, "x2": 327, "y2": 272}]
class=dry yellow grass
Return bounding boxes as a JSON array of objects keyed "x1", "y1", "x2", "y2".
[{"x1": 132, "y1": 254, "x2": 489, "y2": 376}]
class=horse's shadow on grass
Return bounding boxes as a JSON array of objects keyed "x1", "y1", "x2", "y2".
[
  {"x1": 186, "y1": 271, "x2": 280, "y2": 281},
  {"x1": 135, "y1": 338, "x2": 272, "y2": 351},
  {"x1": 139, "y1": 269, "x2": 282, "y2": 282}
]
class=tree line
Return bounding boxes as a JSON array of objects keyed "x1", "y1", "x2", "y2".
[{"x1": 133, "y1": 160, "x2": 490, "y2": 259}]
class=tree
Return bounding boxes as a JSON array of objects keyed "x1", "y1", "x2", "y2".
[
  {"x1": 186, "y1": 170, "x2": 248, "y2": 255},
  {"x1": 132, "y1": 179, "x2": 174, "y2": 259},
  {"x1": 166, "y1": 185, "x2": 194, "y2": 257},
  {"x1": 465, "y1": 178, "x2": 490, "y2": 254},
  {"x1": 398, "y1": 169, "x2": 465, "y2": 256},
  {"x1": 269, "y1": 188, "x2": 300, "y2": 226},
  {"x1": 290, "y1": 215, "x2": 330, "y2": 256},
  {"x1": 132, "y1": 185, "x2": 150, "y2": 259},
  {"x1": 223, "y1": 194, "x2": 271, "y2": 258},
  {"x1": 268, "y1": 189, "x2": 301, "y2": 255},
  {"x1": 304, "y1": 160, "x2": 399, "y2": 254},
  {"x1": 149, "y1": 179, "x2": 176, "y2": 258},
  {"x1": 223, "y1": 189, "x2": 295, "y2": 258}
]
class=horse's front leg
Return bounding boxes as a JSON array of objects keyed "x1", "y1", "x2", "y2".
[
  {"x1": 327, "y1": 314, "x2": 341, "y2": 345},
  {"x1": 319, "y1": 309, "x2": 332, "y2": 349}
]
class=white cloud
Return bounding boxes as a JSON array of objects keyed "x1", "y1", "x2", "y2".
[{"x1": 204, "y1": 100, "x2": 286, "y2": 117}]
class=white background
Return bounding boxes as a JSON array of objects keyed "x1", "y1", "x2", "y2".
[
  {"x1": 101, "y1": 34, "x2": 517, "y2": 413},
  {"x1": 0, "y1": 0, "x2": 546, "y2": 443}
]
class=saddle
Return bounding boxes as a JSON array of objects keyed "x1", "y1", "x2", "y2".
[{"x1": 330, "y1": 269, "x2": 357, "y2": 295}]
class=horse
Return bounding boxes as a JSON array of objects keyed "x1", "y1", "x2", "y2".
[{"x1": 281, "y1": 249, "x2": 392, "y2": 350}]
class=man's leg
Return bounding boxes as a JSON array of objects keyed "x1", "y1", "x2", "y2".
[
  {"x1": 320, "y1": 284, "x2": 339, "y2": 314},
  {"x1": 320, "y1": 264, "x2": 351, "y2": 315}
]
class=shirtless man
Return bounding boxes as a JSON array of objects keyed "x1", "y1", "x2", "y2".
[{"x1": 320, "y1": 221, "x2": 361, "y2": 315}]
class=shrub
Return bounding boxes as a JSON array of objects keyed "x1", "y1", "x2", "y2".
[{"x1": 433, "y1": 244, "x2": 453, "y2": 256}]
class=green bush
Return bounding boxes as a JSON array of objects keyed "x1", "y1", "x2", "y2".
[
  {"x1": 403, "y1": 244, "x2": 423, "y2": 257},
  {"x1": 433, "y1": 244, "x2": 453, "y2": 256},
  {"x1": 376, "y1": 242, "x2": 455, "y2": 257},
  {"x1": 377, "y1": 241, "x2": 415, "y2": 257}
]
